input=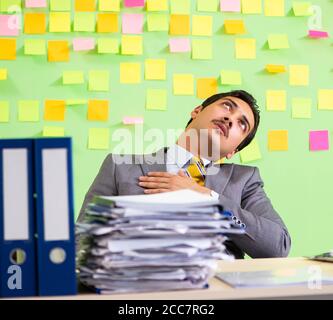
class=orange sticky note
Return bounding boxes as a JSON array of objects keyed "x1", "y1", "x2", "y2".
[
  {"x1": 197, "y1": 78, "x2": 217, "y2": 99},
  {"x1": 169, "y1": 14, "x2": 190, "y2": 35},
  {"x1": 0, "y1": 39, "x2": 16, "y2": 60},
  {"x1": 87, "y1": 100, "x2": 109, "y2": 121},
  {"x1": 97, "y1": 13, "x2": 118, "y2": 33},
  {"x1": 268, "y1": 130, "x2": 288, "y2": 151},
  {"x1": 224, "y1": 20, "x2": 246, "y2": 34},
  {"x1": 24, "y1": 13, "x2": 46, "y2": 34},
  {"x1": 75, "y1": 0, "x2": 95, "y2": 11},
  {"x1": 44, "y1": 100, "x2": 66, "y2": 121},
  {"x1": 48, "y1": 40, "x2": 70, "y2": 62}
]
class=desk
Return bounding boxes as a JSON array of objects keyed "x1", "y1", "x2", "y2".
[{"x1": 19, "y1": 257, "x2": 333, "y2": 300}]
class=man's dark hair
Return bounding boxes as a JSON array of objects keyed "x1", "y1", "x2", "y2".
[{"x1": 185, "y1": 90, "x2": 260, "y2": 152}]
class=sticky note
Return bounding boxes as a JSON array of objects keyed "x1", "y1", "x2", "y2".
[
  {"x1": 44, "y1": 100, "x2": 66, "y2": 121},
  {"x1": 120, "y1": 62, "x2": 141, "y2": 84},
  {"x1": 147, "y1": 13, "x2": 169, "y2": 32},
  {"x1": 0, "y1": 15, "x2": 19, "y2": 36},
  {"x1": 63, "y1": 71, "x2": 84, "y2": 84},
  {"x1": 97, "y1": 38, "x2": 118, "y2": 53},
  {"x1": 147, "y1": 0, "x2": 168, "y2": 11},
  {"x1": 170, "y1": 0, "x2": 190, "y2": 14},
  {"x1": 122, "y1": 13, "x2": 144, "y2": 34},
  {"x1": 173, "y1": 74, "x2": 194, "y2": 95},
  {"x1": 24, "y1": 13, "x2": 46, "y2": 34},
  {"x1": 121, "y1": 35, "x2": 143, "y2": 55},
  {"x1": 0, "y1": 68, "x2": 7, "y2": 80},
  {"x1": 308, "y1": 30, "x2": 329, "y2": 38},
  {"x1": 87, "y1": 100, "x2": 109, "y2": 121},
  {"x1": 266, "y1": 90, "x2": 286, "y2": 111},
  {"x1": 124, "y1": 0, "x2": 144, "y2": 7},
  {"x1": 0, "y1": 38, "x2": 16, "y2": 60},
  {"x1": 318, "y1": 89, "x2": 333, "y2": 110},
  {"x1": 265, "y1": 0, "x2": 285, "y2": 16},
  {"x1": 26, "y1": 0, "x2": 47, "y2": 8},
  {"x1": 309, "y1": 130, "x2": 329, "y2": 151},
  {"x1": 197, "y1": 0, "x2": 218, "y2": 12},
  {"x1": 192, "y1": 39, "x2": 212, "y2": 60},
  {"x1": 268, "y1": 130, "x2": 288, "y2": 151},
  {"x1": 293, "y1": 1, "x2": 312, "y2": 16},
  {"x1": 50, "y1": 0, "x2": 71, "y2": 11},
  {"x1": 18, "y1": 101, "x2": 39, "y2": 121},
  {"x1": 292, "y1": 98, "x2": 312, "y2": 119},
  {"x1": 224, "y1": 20, "x2": 246, "y2": 34},
  {"x1": 145, "y1": 59, "x2": 166, "y2": 80},
  {"x1": 146, "y1": 89, "x2": 167, "y2": 110},
  {"x1": 88, "y1": 128, "x2": 110, "y2": 150},
  {"x1": 49, "y1": 12, "x2": 71, "y2": 33},
  {"x1": 169, "y1": 14, "x2": 190, "y2": 35},
  {"x1": 235, "y1": 38, "x2": 256, "y2": 59},
  {"x1": 0, "y1": 101, "x2": 9, "y2": 122},
  {"x1": 48, "y1": 40, "x2": 69, "y2": 62},
  {"x1": 43, "y1": 126, "x2": 65, "y2": 137},
  {"x1": 220, "y1": 0, "x2": 241, "y2": 12},
  {"x1": 97, "y1": 13, "x2": 118, "y2": 33},
  {"x1": 74, "y1": 13, "x2": 95, "y2": 32},
  {"x1": 73, "y1": 38, "x2": 95, "y2": 51},
  {"x1": 88, "y1": 70, "x2": 110, "y2": 91},
  {"x1": 0, "y1": 0, "x2": 21, "y2": 12},
  {"x1": 289, "y1": 65, "x2": 309, "y2": 86},
  {"x1": 66, "y1": 99, "x2": 87, "y2": 105},
  {"x1": 242, "y1": 0, "x2": 261, "y2": 14},
  {"x1": 169, "y1": 38, "x2": 191, "y2": 52},
  {"x1": 266, "y1": 64, "x2": 286, "y2": 73},
  {"x1": 24, "y1": 39, "x2": 46, "y2": 55},
  {"x1": 197, "y1": 78, "x2": 218, "y2": 99},
  {"x1": 192, "y1": 15, "x2": 213, "y2": 36},
  {"x1": 123, "y1": 116, "x2": 144, "y2": 124},
  {"x1": 239, "y1": 139, "x2": 262, "y2": 163},
  {"x1": 75, "y1": 0, "x2": 95, "y2": 11},
  {"x1": 268, "y1": 34, "x2": 289, "y2": 49},
  {"x1": 99, "y1": 0, "x2": 120, "y2": 11},
  {"x1": 220, "y1": 70, "x2": 242, "y2": 85}
]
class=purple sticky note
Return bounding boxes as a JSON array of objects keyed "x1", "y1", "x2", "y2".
[
  {"x1": 309, "y1": 130, "x2": 329, "y2": 151},
  {"x1": 73, "y1": 38, "x2": 95, "y2": 51},
  {"x1": 124, "y1": 0, "x2": 145, "y2": 8},
  {"x1": 308, "y1": 30, "x2": 329, "y2": 38},
  {"x1": 0, "y1": 15, "x2": 19, "y2": 36},
  {"x1": 169, "y1": 38, "x2": 191, "y2": 53},
  {"x1": 122, "y1": 13, "x2": 144, "y2": 34},
  {"x1": 25, "y1": 0, "x2": 47, "y2": 8},
  {"x1": 220, "y1": 0, "x2": 241, "y2": 12}
]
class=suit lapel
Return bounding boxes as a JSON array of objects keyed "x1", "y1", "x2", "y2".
[
  {"x1": 205, "y1": 163, "x2": 234, "y2": 194},
  {"x1": 139, "y1": 147, "x2": 168, "y2": 176}
]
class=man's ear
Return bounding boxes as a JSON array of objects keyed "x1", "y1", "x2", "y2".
[
  {"x1": 225, "y1": 150, "x2": 236, "y2": 160},
  {"x1": 190, "y1": 105, "x2": 203, "y2": 120}
]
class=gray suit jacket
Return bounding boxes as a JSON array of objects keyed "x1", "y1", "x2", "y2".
[{"x1": 78, "y1": 148, "x2": 291, "y2": 259}]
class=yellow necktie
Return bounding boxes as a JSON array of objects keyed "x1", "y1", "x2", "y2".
[{"x1": 186, "y1": 156, "x2": 206, "y2": 186}]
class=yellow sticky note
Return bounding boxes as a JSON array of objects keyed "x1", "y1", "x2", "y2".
[
  {"x1": 266, "y1": 90, "x2": 286, "y2": 111},
  {"x1": 220, "y1": 70, "x2": 242, "y2": 85},
  {"x1": 292, "y1": 98, "x2": 312, "y2": 119},
  {"x1": 145, "y1": 59, "x2": 166, "y2": 80},
  {"x1": 192, "y1": 39, "x2": 213, "y2": 60},
  {"x1": 293, "y1": 1, "x2": 312, "y2": 16},
  {"x1": 99, "y1": 0, "x2": 120, "y2": 11},
  {"x1": 289, "y1": 65, "x2": 309, "y2": 86},
  {"x1": 87, "y1": 100, "x2": 109, "y2": 121},
  {"x1": 235, "y1": 38, "x2": 256, "y2": 59},
  {"x1": 147, "y1": 0, "x2": 168, "y2": 11},
  {"x1": 121, "y1": 35, "x2": 143, "y2": 55},
  {"x1": 88, "y1": 128, "x2": 110, "y2": 150},
  {"x1": 97, "y1": 13, "x2": 118, "y2": 33},
  {"x1": 75, "y1": 0, "x2": 95, "y2": 11},
  {"x1": 24, "y1": 13, "x2": 46, "y2": 34},
  {"x1": 239, "y1": 139, "x2": 262, "y2": 163},
  {"x1": 192, "y1": 15, "x2": 213, "y2": 36},
  {"x1": 120, "y1": 62, "x2": 141, "y2": 84},
  {"x1": 97, "y1": 38, "x2": 118, "y2": 53},
  {"x1": 0, "y1": 101, "x2": 9, "y2": 122},
  {"x1": 146, "y1": 89, "x2": 167, "y2": 110},
  {"x1": 0, "y1": 69, "x2": 7, "y2": 80},
  {"x1": 88, "y1": 70, "x2": 110, "y2": 91},
  {"x1": 43, "y1": 126, "x2": 65, "y2": 137},
  {"x1": 0, "y1": 39, "x2": 16, "y2": 60},
  {"x1": 268, "y1": 34, "x2": 289, "y2": 49},
  {"x1": 268, "y1": 130, "x2": 288, "y2": 151},
  {"x1": 44, "y1": 100, "x2": 66, "y2": 121},
  {"x1": 74, "y1": 13, "x2": 96, "y2": 32},
  {"x1": 173, "y1": 74, "x2": 194, "y2": 95},
  {"x1": 147, "y1": 13, "x2": 169, "y2": 31},
  {"x1": 318, "y1": 89, "x2": 333, "y2": 110},
  {"x1": 266, "y1": 64, "x2": 286, "y2": 73},
  {"x1": 224, "y1": 20, "x2": 246, "y2": 34},
  {"x1": 48, "y1": 40, "x2": 70, "y2": 62},
  {"x1": 197, "y1": 78, "x2": 218, "y2": 99},
  {"x1": 18, "y1": 100, "x2": 40, "y2": 122},
  {"x1": 169, "y1": 14, "x2": 190, "y2": 35},
  {"x1": 63, "y1": 71, "x2": 84, "y2": 85},
  {"x1": 242, "y1": 0, "x2": 262, "y2": 14},
  {"x1": 49, "y1": 12, "x2": 71, "y2": 32},
  {"x1": 265, "y1": 0, "x2": 285, "y2": 16}
]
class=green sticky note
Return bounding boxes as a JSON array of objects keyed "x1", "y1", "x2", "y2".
[
  {"x1": 170, "y1": 0, "x2": 190, "y2": 14},
  {"x1": 50, "y1": 0, "x2": 71, "y2": 11},
  {"x1": 88, "y1": 70, "x2": 109, "y2": 91},
  {"x1": 268, "y1": 34, "x2": 289, "y2": 49},
  {"x1": 292, "y1": 1, "x2": 312, "y2": 16},
  {"x1": 97, "y1": 38, "x2": 119, "y2": 54},
  {"x1": 147, "y1": 13, "x2": 169, "y2": 31},
  {"x1": 146, "y1": 89, "x2": 167, "y2": 110},
  {"x1": 24, "y1": 39, "x2": 46, "y2": 55},
  {"x1": 43, "y1": 126, "x2": 65, "y2": 137},
  {"x1": 220, "y1": 70, "x2": 242, "y2": 85},
  {"x1": 192, "y1": 39, "x2": 212, "y2": 60},
  {"x1": 88, "y1": 128, "x2": 110, "y2": 150},
  {"x1": 292, "y1": 98, "x2": 312, "y2": 119},
  {"x1": 63, "y1": 71, "x2": 84, "y2": 85},
  {"x1": 18, "y1": 100, "x2": 39, "y2": 122},
  {"x1": 0, "y1": 0, "x2": 21, "y2": 12},
  {"x1": 74, "y1": 13, "x2": 96, "y2": 32},
  {"x1": 66, "y1": 99, "x2": 87, "y2": 105},
  {"x1": 239, "y1": 139, "x2": 262, "y2": 163},
  {"x1": 197, "y1": 0, "x2": 218, "y2": 12},
  {"x1": 0, "y1": 101, "x2": 9, "y2": 122}
]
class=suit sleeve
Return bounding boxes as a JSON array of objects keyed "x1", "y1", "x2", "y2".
[{"x1": 219, "y1": 167, "x2": 291, "y2": 258}]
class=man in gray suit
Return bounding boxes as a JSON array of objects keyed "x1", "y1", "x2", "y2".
[{"x1": 78, "y1": 90, "x2": 291, "y2": 259}]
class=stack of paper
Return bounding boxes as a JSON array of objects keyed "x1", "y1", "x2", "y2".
[{"x1": 76, "y1": 189, "x2": 245, "y2": 294}]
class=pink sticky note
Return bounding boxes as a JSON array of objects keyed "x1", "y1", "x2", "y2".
[
  {"x1": 220, "y1": 0, "x2": 241, "y2": 12},
  {"x1": 122, "y1": 13, "x2": 144, "y2": 34},
  {"x1": 25, "y1": 0, "x2": 47, "y2": 8},
  {"x1": 123, "y1": 116, "x2": 144, "y2": 125},
  {"x1": 308, "y1": 30, "x2": 329, "y2": 38},
  {"x1": 73, "y1": 38, "x2": 95, "y2": 51},
  {"x1": 0, "y1": 15, "x2": 19, "y2": 36},
  {"x1": 169, "y1": 38, "x2": 191, "y2": 53},
  {"x1": 309, "y1": 130, "x2": 329, "y2": 151},
  {"x1": 124, "y1": 0, "x2": 144, "y2": 8}
]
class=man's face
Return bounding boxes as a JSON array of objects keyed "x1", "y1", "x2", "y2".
[{"x1": 186, "y1": 96, "x2": 255, "y2": 160}]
